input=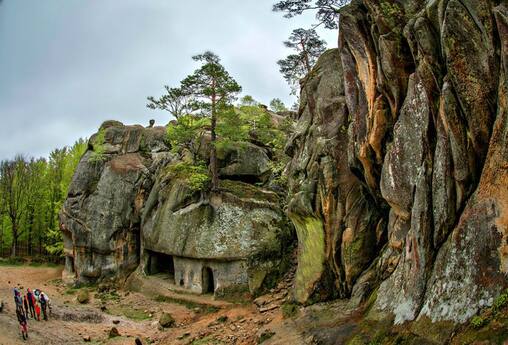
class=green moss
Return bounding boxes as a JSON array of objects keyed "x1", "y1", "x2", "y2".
[
  {"x1": 379, "y1": 2, "x2": 405, "y2": 32},
  {"x1": 493, "y1": 289, "x2": 508, "y2": 311},
  {"x1": 89, "y1": 128, "x2": 107, "y2": 163},
  {"x1": 291, "y1": 216, "x2": 325, "y2": 304},
  {"x1": 164, "y1": 161, "x2": 210, "y2": 191},
  {"x1": 215, "y1": 284, "x2": 251, "y2": 304},
  {"x1": 470, "y1": 315, "x2": 487, "y2": 329},
  {"x1": 95, "y1": 290, "x2": 120, "y2": 303}
]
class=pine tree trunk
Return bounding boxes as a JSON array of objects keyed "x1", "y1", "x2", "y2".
[{"x1": 210, "y1": 90, "x2": 219, "y2": 192}]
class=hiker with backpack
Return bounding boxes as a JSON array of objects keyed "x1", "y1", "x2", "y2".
[
  {"x1": 39, "y1": 292, "x2": 48, "y2": 321},
  {"x1": 13, "y1": 288, "x2": 24, "y2": 316}
]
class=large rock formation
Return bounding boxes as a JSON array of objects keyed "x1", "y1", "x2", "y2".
[
  {"x1": 60, "y1": 121, "x2": 170, "y2": 284},
  {"x1": 286, "y1": 0, "x2": 508, "y2": 326},
  {"x1": 60, "y1": 119, "x2": 293, "y2": 296},
  {"x1": 60, "y1": 0, "x2": 507, "y2": 336}
]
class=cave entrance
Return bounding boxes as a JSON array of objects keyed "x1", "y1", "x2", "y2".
[
  {"x1": 202, "y1": 266, "x2": 215, "y2": 294},
  {"x1": 146, "y1": 250, "x2": 175, "y2": 283}
]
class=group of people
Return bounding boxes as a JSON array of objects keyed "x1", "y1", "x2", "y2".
[{"x1": 13, "y1": 287, "x2": 51, "y2": 338}]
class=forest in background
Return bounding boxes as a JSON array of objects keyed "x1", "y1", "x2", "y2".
[{"x1": 0, "y1": 139, "x2": 86, "y2": 260}]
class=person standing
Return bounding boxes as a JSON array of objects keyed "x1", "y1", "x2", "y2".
[
  {"x1": 26, "y1": 288, "x2": 36, "y2": 318},
  {"x1": 39, "y1": 292, "x2": 48, "y2": 321},
  {"x1": 13, "y1": 288, "x2": 24, "y2": 316}
]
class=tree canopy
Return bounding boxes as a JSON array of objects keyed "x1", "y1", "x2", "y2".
[
  {"x1": 277, "y1": 28, "x2": 327, "y2": 94},
  {"x1": 178, "y1": 51, "x2": 242, "y2": 191},
  {"x1": 270, "y1": 98, "x2": 288, "y2": 112},
  {"x1": 273, "y1": 0, "x2": 351, "y2": 29},
  {"x1": 0, "y1": 139, "x2": 86, "y2": 258},
  {"x1": 147, "y1": 86, "x2": 193, "y2": 119}
]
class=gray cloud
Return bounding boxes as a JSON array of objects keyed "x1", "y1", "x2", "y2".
[{"x1": 0, "y1": 0, "x2": 337, "y2": 160}]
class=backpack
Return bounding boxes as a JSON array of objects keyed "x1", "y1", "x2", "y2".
[{"x1": 14, "y1": 295, "x2": 22, "y2": 307}]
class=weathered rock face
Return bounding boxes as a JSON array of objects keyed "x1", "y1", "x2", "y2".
[
  {"x1": 287, "y1": 0, "x2": 508, "y2": 324},
  {"x1": 141, "y1": 176, "x2": 292, "y2": 295},
  {"x1": 286, "y1": 49, "x2": 384, "y2": 304},
  {"x1": 60, "y1": 121, "x2": 170, "y2": 284},
  {"x1": 61, "y1": 120, "x2": 293, "y2": 294}
]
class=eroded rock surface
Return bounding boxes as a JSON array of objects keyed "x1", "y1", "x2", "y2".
[
  {"x1": 61, "y1": 120, "x2": 293, "y2": 296},
  {"x1": 286, "y1": 0, "x2": 508, "y2": 325},
  {"x1": 60, "y1": 121, "x2": 170, "y2": 284}
]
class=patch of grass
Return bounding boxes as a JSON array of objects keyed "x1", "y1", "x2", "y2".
[
  {"x1": 470, "y1": 315, "x2": 487, "y2": 329},
  {"x1": 153, "y1": 295, "x2": 219, "y2": 314},
  {"x1": 64, "y1": 287, "x2": 79, "y2": 295},
  {"x1": 493, "y1": 289, "x2": 508, "y2": 311},
  {"x1": 107, "y1": 306, "x2": 152, "y2": 321},
  {"x1": 95, "y1": 290, "x2": 121, "y2": 303},
  {"x1": 258, "y1": 330, "x2": 275, "y2": 344},
  {"x1": 281, "y1": 303, "x2": 298, "y2": 319}
]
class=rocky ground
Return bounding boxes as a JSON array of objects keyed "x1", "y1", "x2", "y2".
[{"x1": 0, "y1": 264, "x2": 297, "y2": 345}]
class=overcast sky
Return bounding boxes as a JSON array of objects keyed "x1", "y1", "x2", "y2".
[{"x1": 0, "y1": 0, "x2": 337, "y2": 160}]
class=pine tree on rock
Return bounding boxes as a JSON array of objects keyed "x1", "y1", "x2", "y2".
[
  {"x1": 273, "y1": 0, "x2": 350, "y2": 29},
  {"x1": 277, "y1": 28, "x2": 326, "y2": 94},
  {"x1": 180, "y1": 51, "x2": 242, "y2": 191}
]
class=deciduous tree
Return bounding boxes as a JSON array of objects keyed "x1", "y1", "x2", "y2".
[{"x1": 147, "y1": 86, "x2": 193, "y2": 119}]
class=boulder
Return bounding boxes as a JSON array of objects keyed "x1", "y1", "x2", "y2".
[{"x1": 77, "y1": 290, "x2": 89, "y2": 304}]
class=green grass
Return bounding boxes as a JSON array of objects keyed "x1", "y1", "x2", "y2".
[
  {"x1": 106, "y1": 306, "x2": 152, "y2": 321},
  {"x1": 258, "y1": 330, "x2": 275, "y2": 344},
  {"x1": 95, "y1": 290, "x2": 121, "y2": 303},
  {"x1": 153, "y1": 294, "x2": 219, "y2": 314},
  {"x1": 281, "y1": 303, "x2": 298, "y2": 319}
]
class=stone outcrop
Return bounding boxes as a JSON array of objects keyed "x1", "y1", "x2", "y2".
[
  {"x1": 61, "y1": 120, "x2": 293, "y2": 296},
  {"x1": 286, "y1": 0, "x2": 508, "y2": 325},
  {"x1": 285, "y1": 49, "x2": 384, "y2": 304},
  {"x1": 60, "y1": 121, "x2": 170, "y2": 284},
  {"x1": 60, "y1": 0, "x2": 507, "y2": 332}
]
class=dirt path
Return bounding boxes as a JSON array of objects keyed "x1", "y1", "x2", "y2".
[{"x1": 0, "y1": 265, "x2": 295, "y2": 345}]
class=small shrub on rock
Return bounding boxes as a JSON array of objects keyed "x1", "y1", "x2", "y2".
[{"x1": 159, "y1": 312, "x2": 175, "y2": 328}]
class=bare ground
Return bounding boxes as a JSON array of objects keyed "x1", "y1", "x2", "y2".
[{"x1": 0, "y1": 265, "x2": 297, "y2": 345}]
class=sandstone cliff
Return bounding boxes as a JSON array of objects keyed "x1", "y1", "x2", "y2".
[
  {"x1": 286, "y1": 0, "x2": 508, "y2": 327},
  {"x1": 59, "y1": 0, "x2": 508, "y2": 340}
]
